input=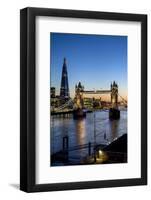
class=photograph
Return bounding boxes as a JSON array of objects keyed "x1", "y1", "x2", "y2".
[
  {"x1": 50, "y1": 32, "x2": 128, "y2": 166},
  {"x1": 20, "y1": 7, "x2": 147, "y2": 192}
]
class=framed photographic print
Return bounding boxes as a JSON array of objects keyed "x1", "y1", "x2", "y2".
[{"x1": 20, "y1": 7, "x2": 147, "y2": 192}]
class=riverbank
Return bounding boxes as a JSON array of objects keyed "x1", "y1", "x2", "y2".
[{"x1": 51, "y1": 134, "x2": 127, "y2": 166}]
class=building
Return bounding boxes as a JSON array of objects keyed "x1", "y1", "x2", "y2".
[
  {"x1": 83, "y1": 97, "x2": 93, "y2": 109},
  {"x1": 60, "y1": 58, "x2": 70, "y2": 99},
  {"x1": 51, "y1": 87, "x2": 55, "y2": 98}
]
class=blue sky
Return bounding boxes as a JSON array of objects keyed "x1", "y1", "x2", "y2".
[{"x1": 50, "y1": 33, "x2": 127, "y2": 100}]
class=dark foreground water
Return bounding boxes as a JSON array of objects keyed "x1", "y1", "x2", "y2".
[{"x1": 50, "y1": 110, "x2": 127, "y2": 165}]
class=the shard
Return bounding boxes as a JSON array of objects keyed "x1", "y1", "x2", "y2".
[{"x1": 60, "y1": 58, "x2": 70, "y2": 99}]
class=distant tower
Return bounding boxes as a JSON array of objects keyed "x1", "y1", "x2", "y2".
[
  {"x1": 74, "y1": 82, "x2": 84, "y2": 109},
  {"x1": 109, "y1": 81, "x2": 120, "y2": 120},
  {"x1": 60, "y1": 58, "x2": 70, "y2": 99},
  {"x1": 51, "y1": 87, "x2": 56, "y2": 98},
  {"x1": 111, "y1": 81, "x2": 118, "y2": 108}
]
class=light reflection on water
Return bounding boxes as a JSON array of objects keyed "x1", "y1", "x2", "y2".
[{"x1": 51, "y1": 110, "x2": 127, "y2": 158}]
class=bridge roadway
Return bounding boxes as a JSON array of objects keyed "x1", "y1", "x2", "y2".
[
  {"x1": 51, "y1": 108, "x2": 109, "y2": 115},
  {"x1": 83, "y1": 90, "x2": 111, "y2": 94},
  {"x1": 51, "y1": 107, "x2": 127, "y2": 115}
]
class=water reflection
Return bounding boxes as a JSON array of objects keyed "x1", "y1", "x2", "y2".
[
  {"x1": 109, "y1": 120, "x2": 119, "y2": 141},
  {"x1": 51, "y1": 111, "x2": 127, "y2": 157},
  {"x1": 75, "y1": 119, "x2": 86, "y2": 145},
  {"x1": 61, "y1": 119, "x2": 70, "y2": 137}
]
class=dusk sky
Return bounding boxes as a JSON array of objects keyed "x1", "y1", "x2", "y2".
[{"x1": 50, "y1": 33, "x2": 127, "y2": 100}]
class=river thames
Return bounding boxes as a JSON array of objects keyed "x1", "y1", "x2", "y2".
[{"x1": 50, "y1": 109, "x2": 127, "y2": 166}]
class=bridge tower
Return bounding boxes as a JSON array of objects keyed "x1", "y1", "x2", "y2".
[
  {"x1": 74, "y1": 82, "x2": 84, "y2": 109},
  {"x1": 109, "y1": 81, "x2": 120, "y2": 120},
  {"x1": 111, "y1": 81, "x2": 118, "y2": 108},
  {"x1": 73, "y1": 82, "x2": 86, "y2": 119}
]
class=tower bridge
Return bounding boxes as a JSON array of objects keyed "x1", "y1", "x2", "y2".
[
  {"x1": 51, "y1": 58, "x2": 126, "y2": 119},
  {"x1": 53, "y1": 80, "x2": 127, "y2": 120},
  {"x1": 74, "y1": 81, "x2": 119, "y2": 111}
]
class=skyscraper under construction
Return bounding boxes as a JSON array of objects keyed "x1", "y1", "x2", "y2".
[{"x1": 60, "y1": 58, "x2": 70, "y2": 99}]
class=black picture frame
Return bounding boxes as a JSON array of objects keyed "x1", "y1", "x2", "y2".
[{"x1": 20, "y1": 7, "x2": 147, "y2": 192}]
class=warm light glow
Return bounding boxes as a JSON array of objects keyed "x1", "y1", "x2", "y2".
[{"x1": 99, "y1": 150, "x2": 103, "y2": 156}]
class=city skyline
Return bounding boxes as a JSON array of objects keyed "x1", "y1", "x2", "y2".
[{"x1": 50, "y1": 32, "x2": 127, "y2": 101}]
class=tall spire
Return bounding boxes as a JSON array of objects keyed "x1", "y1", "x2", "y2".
[
  {"x1": 60, "y1": 57, "x2": 70, "y2": 98},
  {"x1": 63, "y1": 57, "x2": 66, "y2": 65}
]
